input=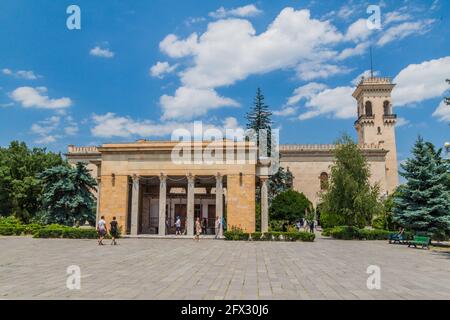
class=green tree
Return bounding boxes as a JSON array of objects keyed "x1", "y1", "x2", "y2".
[
  {"x1": 372, "y1": 191, "x2": 399, "y2": 230},
  {"x1": 267, "y1": 166, "x2": 294, "y2": 203},
  {"x1": 393, "y1": 137, "x2": 450, "y2": 239},
  {"x1": 246, "y1": 87, "x2": 273, "y2": 156},
  {"x1": 320, "y1": 134, "x2": 383, "y2": 228},
  {"x1": 0, "y1": 141, "x2": 66, "y2": 221},
  {"x1": 39, "y1": 162, "x2": 97, "y2": 226},
  {"x1": 269, "y1": 189, "x2": 312, "y2": 224}
]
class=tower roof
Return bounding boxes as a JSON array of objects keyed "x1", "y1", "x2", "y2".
[{"x1": 352, "y1": 76, "x2": 396, "y2": 100}]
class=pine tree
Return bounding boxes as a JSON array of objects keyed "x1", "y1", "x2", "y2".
[
  {"x1": 393, "y1": 137, "x2": 450, "y2": 239},
  {"x1": 320, "y1": 134, "x2": 382, "y2": 228},
  {"x1": 39, "y1": 162, "x2": 97, "y2": 226},
  {"x1": 246, "y1": 87, "x2": 273, "y2": 156}
]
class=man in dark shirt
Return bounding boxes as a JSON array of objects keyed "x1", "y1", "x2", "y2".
[{"x1": 110, "y1": 216, "x2": 118, "y2": 245}]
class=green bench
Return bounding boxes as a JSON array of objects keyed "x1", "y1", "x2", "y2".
[{"x1": 408, "y1": 236, "x2": 431, "y2": 250}]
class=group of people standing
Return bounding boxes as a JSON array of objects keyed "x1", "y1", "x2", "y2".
[
  {"x1": 172, "y1": 215, "x2": 224, "y2": 241},
  {"x1": 296, "y1": 218, "x2": 316, "y2": 233}
]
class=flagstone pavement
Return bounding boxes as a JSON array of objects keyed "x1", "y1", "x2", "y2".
[{"x1": 0, "y1": 235, "x2": 449, "y2": 300}]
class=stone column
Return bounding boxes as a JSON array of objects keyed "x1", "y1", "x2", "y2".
[
  {"x1": 186, "y1": 174, "x2": 195, "y2": 236},
  {"x1": 215, "y1": 173, "x2": 224, "y2": 237},
  {"x1": 158, "y1": 174, "x2": 167, "y2": 236},
  {"x1": 95, "y1": 178, "x2": 101, "y2": 228},
  {"x1": 130, "y1": 175, "x2": 140, "y2": 236},
  {"x1": 260, "y1": 177, "x2": 269, "y2": 233}
]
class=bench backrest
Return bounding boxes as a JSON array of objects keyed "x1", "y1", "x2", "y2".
[{"x1": 413, "y1": 236, "x2": 430, "y2": 243}]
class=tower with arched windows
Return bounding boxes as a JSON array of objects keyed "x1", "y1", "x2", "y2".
[{"x1": 353, "y1": 76, "x2": 399, "y2": 194}]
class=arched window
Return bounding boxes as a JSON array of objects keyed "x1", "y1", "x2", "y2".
[
  {"x1": 320, "y1": 172, "x2": 329, "y2": 191},
  {"x1": 365, "y1": 101, "x2": 373, "y2": 116},
  {"x1": 383, "y1": 101, "x2": 390, "y2": 115}
]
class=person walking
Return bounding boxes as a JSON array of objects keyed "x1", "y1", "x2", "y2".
[
  {"x1": 97, "y1": 216, "x2": 107, "y2": 245},
  {"x1": 175, "y1": 216, "x2": 181, "y2": 235},
  {"x1": 165, "y1": 217, "x2": 169, "y2": 235},
  {"x1": 215, "y1": 216, "x2": 222, "y2": 239},
  {"x1": 194, "y1": 217, "x2": 201, "y2": 241},
  {"x1": 309, "y1": 220, "x2": 315, "y2": 233},
  {"x1": 202, "y1": 217, "x2": 207, "y2": 235},
  {"x1": 110, "y1": 216, "x2": 118, "y2": 245}
]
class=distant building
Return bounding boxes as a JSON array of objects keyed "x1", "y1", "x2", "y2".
[{"x1": 67, "y1": 77, "x2": 398, "y2": 235}]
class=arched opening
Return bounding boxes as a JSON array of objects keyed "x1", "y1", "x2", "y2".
[
  {"x1": 365, "y1": 101, "x2": 373, "y2": 116},
  {"x1": 319, "y1": 172, "x2": 329, "y2": 191},
  {"x1": 383, "y1": 101, "x2": 391, "y2": 115}
]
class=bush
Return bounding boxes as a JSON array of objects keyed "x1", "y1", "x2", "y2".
[
  {"x1": 324, "y1": 226, "x2": 413, "y2": 241},
  {"x1": 33, "y1": 225, "x2": 98, "y2": 239},
  {"x1": 225, "y1": 230, "x2": 315, "y2": 242},
  {"x1": 224, "y1": 227, "x2": 249, "y2": 241},
  {"x1": 329, "y1": 226, "x2": 360, "y2": 240},
  {"x1": 251, "y1": 232, "x2": 262, "y2": 241}
]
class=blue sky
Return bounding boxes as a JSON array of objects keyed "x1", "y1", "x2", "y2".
[{"x1": 0, "y1": 0, "x2": 449, "y2": 166}]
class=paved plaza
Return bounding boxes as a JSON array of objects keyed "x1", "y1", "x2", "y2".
[{"x1": 0, "y1": 235, "x2": 449, "y2": 300}]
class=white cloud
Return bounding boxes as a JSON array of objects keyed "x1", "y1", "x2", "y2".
[
  {"x1": 377, "y1": 20, "x2": 434, "y2": 46},
  {"x1": 296, "y1": 62, "x2": 352, "y2": 81},
  {"x1": 2, "y1": 68, "x2": 39, "y2": 79},
  {"x1": 31, "y1": 116, "x2": 61, "y2": 144},
  {"x1": 273, "y1": 106, "x2": 297, "y2": 117},
  {"x1": 150, "y1": 61, "x2": 177, "y2": 78},
  {"x1": 432, "y1": 101, "x2": 450, "y2": 122},
  {"x1": 89, "y1": 46, "x2": 115, "y2": 58},
  {"x1": 393, "y1": 56, "x2": 450, "y2": 106},
  {"x1": 0, "y1": 102, "x2": 14, "y2": 108},
  {"x1": 345, "y1": 19, "x2": 372, "y2": 42},
  {"x1": 286, "y1": 82, "x2": 328, "y2": 106},
  {"x1": 35, "y1": 135, "x2": 57, "y2": 144},
  {"x1": 351, "y1": 69, "x2": 380, "y2": 86},
  {"x1": 91, "y1": 112, "x2": 243, "y2": 139},
  {"x1": 396, "y1": 117, "x2": 410, "y2": 127},
  {"x1": 10, "y1": 87, "x2": 72, "y2": 109},
  {"x1": 65, "y1": 125, "x2": 79, "y2": 136},
  {"x1": 209, "y1": 4, "x2": 262, "y2": 19},
  {"x1": 337, "y1": 5, "x2": 356, "y2": 20},
  {"x1": 337, "y1": 42, "x2": 369, "y2": 60},
  {"x1": 174, "y1": 9, "x2": 343, "y2": 89},
  {"x1": 384, "y1": 11, "x2": 412, "y2": 25},
  {"x1": 160, "y1": 87, "x2": 239, "y2": 120},
  {"x1": 298, "y1": 86, "x2": 356, "y2": 120},
  {"x1": 160, "y1": 34, "x2": 198, "y2": 58}
]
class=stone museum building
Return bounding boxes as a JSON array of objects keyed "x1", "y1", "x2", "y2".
[{"x1": 67, "y1": 77, "x2": 399, "y2": 236}]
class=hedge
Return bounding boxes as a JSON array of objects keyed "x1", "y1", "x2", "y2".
[
  {"x1": 322, "y1": 226, "x2": 413, "y2": 240},
  {"x1": 224, "y1": 230, "x2": 315, "y2": 242},
  {"x1": 0, "y1": 217, "x2": 43, "y2": 236},
  {"x1": 33, "y1": 225, "x2": 99, "y2": 239}
]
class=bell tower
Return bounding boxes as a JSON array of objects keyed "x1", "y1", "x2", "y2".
[{"x1": 353, "y1": 76, "x2": 399, "y2": 194}]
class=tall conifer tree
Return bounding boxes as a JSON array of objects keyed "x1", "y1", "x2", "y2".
[{"x1": 393, "y1": 137, "x2": 450, "y2": 238}]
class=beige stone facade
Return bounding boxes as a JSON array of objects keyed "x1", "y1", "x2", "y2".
[{"x1": 67, "y1": 76, "x2": 399, "y2": 234}]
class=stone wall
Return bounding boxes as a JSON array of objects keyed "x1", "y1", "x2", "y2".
[
  {"x1": 98, "y1": 175, "x2": 129, "y2": 233},
  {"x1": 226, "y1": 174, "x2": 256, "y2": 233}
]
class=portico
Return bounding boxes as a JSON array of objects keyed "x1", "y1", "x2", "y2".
[{"x1": 86, "y1": 140, "x2": 264, "y2": 235}]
